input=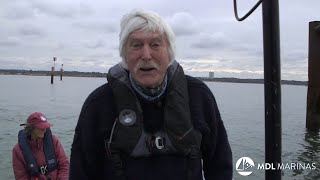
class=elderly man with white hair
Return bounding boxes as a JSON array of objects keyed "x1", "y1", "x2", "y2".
[{"x1": 70, "y1": 9, "x2": 232, "y2": 180}]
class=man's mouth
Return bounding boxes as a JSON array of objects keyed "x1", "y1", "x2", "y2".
[{"x1": 140, "y1": 67, "x2": 156, "y2": 72}]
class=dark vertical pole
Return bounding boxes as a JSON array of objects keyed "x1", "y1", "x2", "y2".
[
  {"x1": 53, "y1": 57, "x2": 56, "y2": 70},
  {"x1": 262, "y1": 0, "x2": 282, "y2": 179},
  {"x1": 51, "y1": 57, "x2": 56, "y2": 84},
  {"x1": 306, "y1": 21, "x2": 320, "y2": 130},
  {"x1": 60, "y1": 64, "x2": 63, "y2": 81},
  {"x1": 50, "y1": 67, "x2": 54, "y2": 84}
]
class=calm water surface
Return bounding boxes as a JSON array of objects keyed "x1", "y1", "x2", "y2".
[{"x1": 0, "y1": 75, "x2": 319, "y2": 180}]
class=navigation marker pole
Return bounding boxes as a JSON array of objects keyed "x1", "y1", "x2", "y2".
[
  {"x1": 60, "y1": 64, "x2": 63, "y2": 81},
  {"x1": 51, "y1": 57, "x2": 56, "y2": 84}
]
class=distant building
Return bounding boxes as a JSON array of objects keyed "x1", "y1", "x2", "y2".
[{"x1": 209, "y1": 72, "x2": 214, "y2": 79}]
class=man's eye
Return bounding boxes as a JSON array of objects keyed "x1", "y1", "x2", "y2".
[
  {"x1": 132, "y1": 43, "x2": 141, "y2": 47},
  {"x1": 132, "y1": 43, "x2": 142, "y2": 48},
  {"x1": 151, "y1": 43, "x2": 160, "y2": 48}
]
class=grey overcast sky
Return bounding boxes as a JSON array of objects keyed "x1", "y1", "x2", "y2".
[{"x1": 0, "y1": 0, "x2": 319, "y2": 80}]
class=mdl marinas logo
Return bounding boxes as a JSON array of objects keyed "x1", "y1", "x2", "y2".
[
  {"x1": 236, "y1": 157, "x2": 317, "y2": 176},
  {"x1": 236, "y1": 157, "x2": 255, "y2": 176}
]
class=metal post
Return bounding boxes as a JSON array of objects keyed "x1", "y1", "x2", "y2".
[
  {"x1": 53, "y1": 57, "x2": 56, "y2": 70},
  {"x1": 60, "y1": 64, "x2": 63, "y2": 81},
  {"x1": 51, "y1": 57, "x2": 56, "y2": 84},
  {"x1": 306, "y1": 21, "x2": 320, "y2": 130},
  {"x1": 50, "y1": 67, "x2": 54, "y2": 84},
  {"x1": 262, "y1": 0, "x2": 282, "y2": 179}
]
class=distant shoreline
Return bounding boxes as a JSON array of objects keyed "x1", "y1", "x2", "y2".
[{"x1": 0, "y1": 69, "x2": 308, "y2": 86}]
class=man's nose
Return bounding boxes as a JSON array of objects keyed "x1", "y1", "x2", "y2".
[{"x1": 141, "y1": 46, "x2": 152, "y2": 61}]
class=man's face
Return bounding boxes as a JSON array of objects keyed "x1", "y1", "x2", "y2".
[{"x1": 125, "y1": 30, "x2": 170, "y2": 88}]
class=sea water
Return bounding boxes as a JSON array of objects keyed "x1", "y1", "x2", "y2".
[{"x1": 0, "y1": 75, "x2": 319, "y2": 180}]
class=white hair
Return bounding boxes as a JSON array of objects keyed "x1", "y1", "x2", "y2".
[{"x1": 119, "y1": 9, "x2": 176, "y2": 69}]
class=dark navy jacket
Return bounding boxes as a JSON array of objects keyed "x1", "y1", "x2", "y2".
[{"x1": 70, "y1": 75, "x2": 232, "y2": 180}]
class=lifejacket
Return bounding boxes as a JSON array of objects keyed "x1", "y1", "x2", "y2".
[
  {"x1": 106, "y1": 61, "x2": 202, "y2": 179},
  {"x1": 18, "y1": 129, "x2": 57, "y2": 177}
]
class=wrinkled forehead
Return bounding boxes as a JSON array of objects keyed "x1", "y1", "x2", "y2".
[{"x1": 127, "y1": 30, "x2": 165, "y2": 41}]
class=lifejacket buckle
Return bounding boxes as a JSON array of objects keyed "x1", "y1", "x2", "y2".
[
  {"x1": 40, "y1": 165, "x2": 48, "y2": 175},
  {"x1": 155, "y1": 136, "x2": 164, "y2": 150}
]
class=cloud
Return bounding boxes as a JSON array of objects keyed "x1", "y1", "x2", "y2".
[
  {"x1": 3, "y1": 2, "x2": 35, "y2": 20},
  {"x1": 18, "y1": 25, "x2": 45, "y2": 37},
  {"x1": 84, "y1": 40, "x2": 106, "y2": 49},
  {"x1": 168, "y1": 12, "x2": 198, "y2": 36},
  {"x1": 59, "y1": 55, "x2": 120, "y2": 73},
  {"x1": 30, "y1": 0, "x2": 93, "y2": 19},
  {"x1": 180, "y1": 58, "x2": 265, "y2": 79},
  {"x1": 229, "y1": 44, "x2": 263, "y2": 59},
  {"x1": 0, "y1": 56, "x2": 53, "y2": 70},
  {"x1": 72, "y1": 21, "x2": 118, "y2": 34},
  {"x1": 0, "y1": 37, "x2": 21, "y2": 47},
  {"x1": 282, "y1": 50, "x2": 307, "y2": 63},
  {"x1": 191, "y1": 32, "x2": 228, "y2": 49},
  {"x1": 0, "y1": 0, "x2": 319, "y2": 81}
]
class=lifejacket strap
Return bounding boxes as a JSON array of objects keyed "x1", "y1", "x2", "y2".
[{"x1": 109, "y1": 150, "x2": 127, "y2": 180}]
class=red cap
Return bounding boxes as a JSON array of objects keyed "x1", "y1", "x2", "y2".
[{"x1": 26, "y1": 112, "x2": 52, "y2": 129}]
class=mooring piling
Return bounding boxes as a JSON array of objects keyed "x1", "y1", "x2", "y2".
[{"x1": 306, "y1": 21, "x2": 320, "y2": 131}]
